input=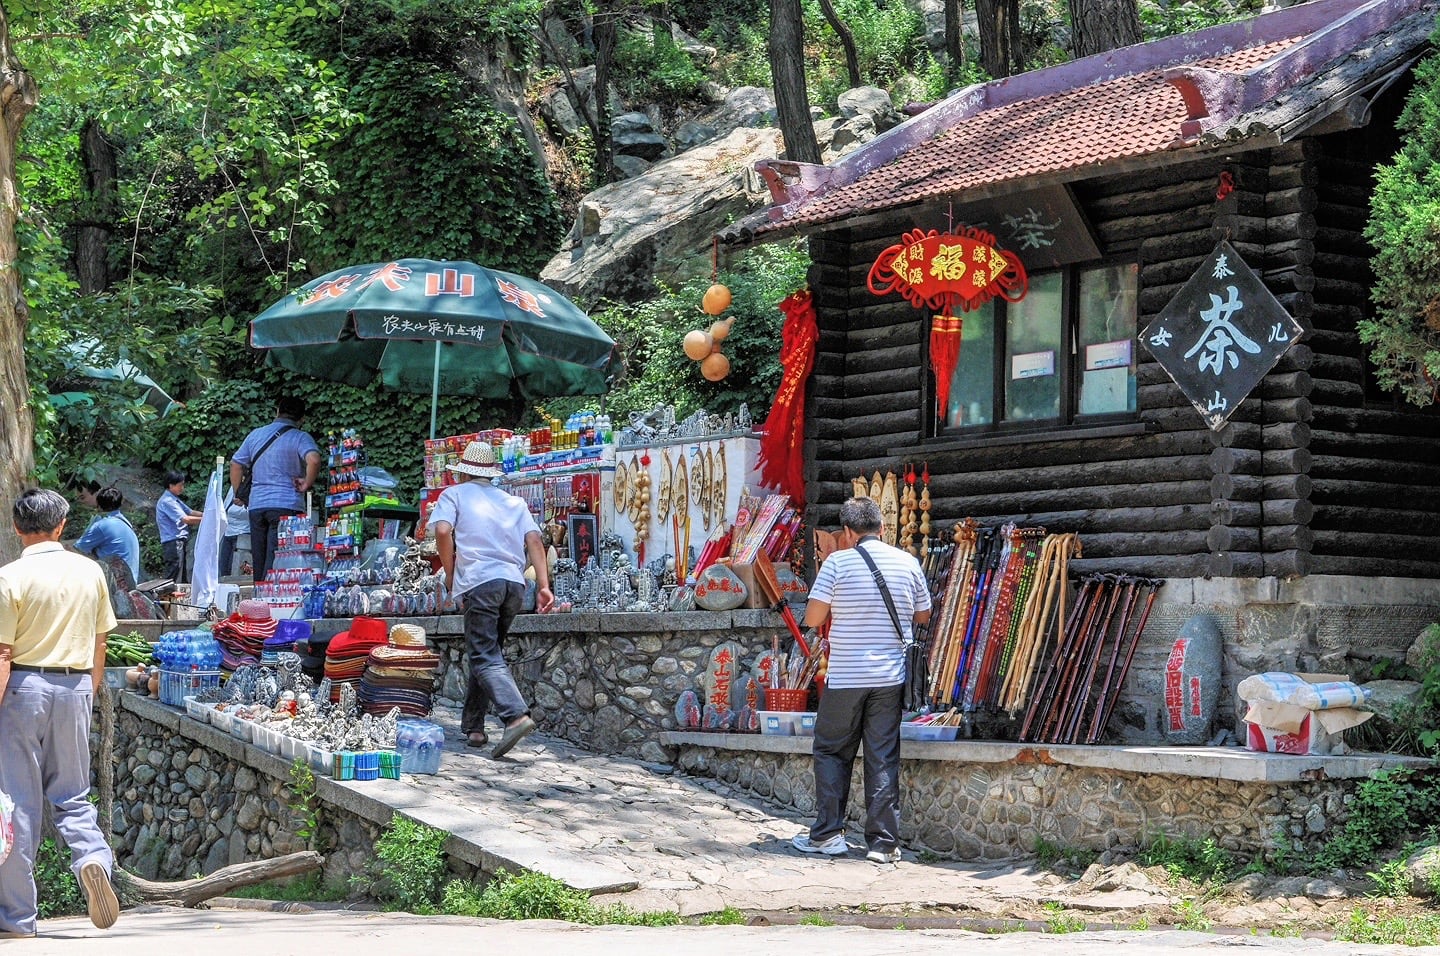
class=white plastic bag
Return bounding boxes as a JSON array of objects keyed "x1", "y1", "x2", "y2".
[{"x1": 0, "y1": 789, "x2": 14, "y2": 866}]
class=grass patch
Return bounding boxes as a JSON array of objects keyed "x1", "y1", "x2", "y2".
[
  {"x1": 799, "y1": 914, "x2": 836, "y2": 926},
  {"x1": 1137, "y1": 834, "x2": 1234, "y2": 885},
  {"x1": 1175, "y1": 898, "x2": 1212, "y2": 932},
  {"x1": 441, "y1": 870, "x2": 680, "y2": 926},
  {"x1": 1042, "y1": 901, "x2": 1086, "y2": 934},
  {"x1": 1335, "y1": 906, "x2": 1440, "y2": 946},
  {"x1": 225, "y1": 874, "x2": 349, "y2": 902},
  {"x1": 698, "y1": 907, "x2": 746, "y2": 925}
]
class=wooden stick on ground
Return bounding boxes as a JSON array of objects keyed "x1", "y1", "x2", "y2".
[{"x1": 116, "y1": 850, "x2": 325, "y2": 908}]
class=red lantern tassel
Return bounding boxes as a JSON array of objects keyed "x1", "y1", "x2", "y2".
[
  {"x1": 930, "y1": 312, "x2": 964, "y2": 417},
  {"x1": 758, "y1": 290, "x2": 819, "y2": 503}
]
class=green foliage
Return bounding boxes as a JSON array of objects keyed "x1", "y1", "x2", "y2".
[
  {"x1": 1174, "y1": 898, "x2": 1212, "y2": 932},
  {"x1": 803, "y1": 0, "x2": 926, "y2": 107},
  {"x1": 698, "y1": 907, "x2": 747, "y2": 925},
  {"x1": 287, "y1": 758, "x2": 323, "y2": 850},
  {"x1": 1041, "y1": 901, "x2": 1086, "y2": 934},
  {"x1": 615, "y1": 26, "x2": 708, "y2": 104},
  {"x1": 1336, "y1": 906, "x2": 1440, "y2": 946},
  {"x1": 798, "y1": 913, "x2": 836, "y2": 926},
  {"x1": 1367, "y1": 857, "x2": 1413, "y2": 898},
  {"x1": 1138, "y1": 0, "x2": 1262, "y2": 40},
  {"x1": 36, "y1": 838, "x2": 86, "y2": 918},
  {"x1": 1032, "y1": 837, "x2": 1097, "y2": 872},
  {"x1": 1316, "y1": 768, "x2": 1440, "y2": 871},
  {"x1": 440, "y1": 869, "x2": 680, "y2": 925},
  {"x1": 1137, "y1": 834, "x2": 1235, "y2": 885},
  {"x1": 1365, "y1": 28, "x2": 1440, "y2": 408},
  {"x1": 361, "y1": 813, "x2": 449, "y2": 912},
  {"x1": 581, "y1": 240, "x2": 809, "y2": 423}
]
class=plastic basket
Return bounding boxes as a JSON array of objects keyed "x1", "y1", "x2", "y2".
[
  {"x1": 160, "y1": 670, "x2": 221, "y2": 707},
  {"x1": 765, "y1": 688, "x2": 811, "y2": 712},
  {"x1": 900, "y1": 721, "x2": 961, "y2": 741}
]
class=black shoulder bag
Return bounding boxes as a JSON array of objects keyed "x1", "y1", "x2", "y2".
[{"x1": 235, "y1": 424, "x2": 295, "y2": 506}]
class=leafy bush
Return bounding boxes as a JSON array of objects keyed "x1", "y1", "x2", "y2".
[
  {"x1": 615, "y1": 26, "x2": 709, "y2": 104},
  {"x1": 1315, "y1": 767, "x2": 1440, "y2": 870},
  {"x1": 803, "y1": 0, "x2": 927, "y2": 107},
  {"x1": 37, "y1": 838, "x2": 86, "y2": 919},
  {"x1": 1139, "y1": 0, "x2": 1263, "y2": 40},
  {"x1": 363, "y1": 814, "x2": 448, "y2": 912}
]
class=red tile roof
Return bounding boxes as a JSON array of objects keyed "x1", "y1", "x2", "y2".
[
  {"x1": 739, "y1": 0, "x2": 1438, "y2": 239},
  {"x1": 780, "y1": 41, "x2": 1298, "y2": 231}
]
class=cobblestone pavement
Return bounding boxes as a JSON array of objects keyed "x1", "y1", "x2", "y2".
[{"x1": 409, "y1": 709, "x2": 1066, "y2": 917}]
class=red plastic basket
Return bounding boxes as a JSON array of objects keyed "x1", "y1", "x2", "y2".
[{"x1": 765, "y1": 688, "x2": 810, "y2": 712}]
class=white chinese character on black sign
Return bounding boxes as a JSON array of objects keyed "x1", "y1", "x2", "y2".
[{"x1": 1140, "y1": 240, "x2": 1304, "y2": 430}]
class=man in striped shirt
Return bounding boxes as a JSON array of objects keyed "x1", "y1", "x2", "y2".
[{"x1": 791, "y1": 497, "x2": 931, "y2": 863}]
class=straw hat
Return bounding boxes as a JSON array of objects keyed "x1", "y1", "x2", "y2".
[
  {"x1": 389, "y1": 623, "x2": 427, "y2": 648},
  {"x1": 446, "y1": 440, "x2": 503, "y2": 479}
]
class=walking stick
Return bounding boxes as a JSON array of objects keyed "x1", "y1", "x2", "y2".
[
  {"x1": 1085, "y1": 575, "x2": 1145, "y2": 743},
  {"x1": 1019, "y1": 573, "x2": 1098, "y2": 741},
  {"x1": 1089, "y1": 577, "x2": 1164, "y2": 744}
]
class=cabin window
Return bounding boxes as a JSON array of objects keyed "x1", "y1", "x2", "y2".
[{"x1": 940, "y1": 262, "x2": 1138, "y2": 432}]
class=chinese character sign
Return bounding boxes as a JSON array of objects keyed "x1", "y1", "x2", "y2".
[
  {"x1": 867, "y1": 226, "x2": 1029, "y2": 314},
  {"x1": 1140, "y1": 240, "x2": 1303, "y2": 430}
]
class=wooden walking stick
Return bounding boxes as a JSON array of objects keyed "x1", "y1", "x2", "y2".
[
  {"x1": 1088, "y1": 577, "x2": 1164, "y2": 744},
  {"x1": 1085, "y1": 575, "x2": 1145, "y2": 743}
]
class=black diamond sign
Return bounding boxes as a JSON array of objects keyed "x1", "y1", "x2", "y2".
[{"x1": 1140, "y1": 240, "x2": 1303, "y2": 430}]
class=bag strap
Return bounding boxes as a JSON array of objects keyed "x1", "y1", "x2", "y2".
[
  {"x1": 854, "y1": 540, "x2": 907, "y2": 647},
  {"x1": 247, "y1": 424, "x2": 295, "y2": 471}
]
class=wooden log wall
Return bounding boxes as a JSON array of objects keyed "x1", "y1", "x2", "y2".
[
  {"x1": 1304, "y1": 131, "x2": 1440, "y2": 577},
  {"x1": 802, "y1": 128, "x2": 1440, "y2": 580}
]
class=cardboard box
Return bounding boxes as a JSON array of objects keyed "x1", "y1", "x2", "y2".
[{"x1": 1239, "y1": 672, "x2": 1372, "y2": 755}]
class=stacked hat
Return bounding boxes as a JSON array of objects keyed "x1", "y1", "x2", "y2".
[
  {"x1": 324, "y1": 616, "x2": 389, "y2": 701},
  {"x1": 358, "y1": 624, "x2": 442, "y2": 717},
  {"x1": 262, "y1": 619, "x2": 311, "y2": 666},
  {"x1": 212, "y1": 600, "x2": 275, "y2": 672}
]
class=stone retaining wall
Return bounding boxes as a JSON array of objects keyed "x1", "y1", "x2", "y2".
[{"x1": 667, "y1": 735, "x2": 1430, "y2": 863}]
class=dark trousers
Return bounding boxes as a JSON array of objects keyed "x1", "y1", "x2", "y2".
[
  {"x1": 809, "y1": 682, "x2": 904, "y2": 853},
  {"x1": 161, "y1": 538, "x2": 188, "y2": 584},
  {"x1": 218, "y1": 535, "x2": 236, "y2": 579},
  {"x1": 249, "y1": 508, "x2": 299, "y2": 583},
  {"x1": 460, "y1": 579, "x2": 528, "y2": 734}
]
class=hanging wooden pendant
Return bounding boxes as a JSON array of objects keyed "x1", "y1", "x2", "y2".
[
  {"x1": 692, "y1": 446, "x2": 707, "y2": 506},
  {"x1": 674, "y1": 454, "x2": 689, "y2": 528},
  {"x1": 711, "y1": 446, "x2": 727, "y2": 529},
  {"x1": 869, "y1": 471, "x2": 883, "y2": 501},
  {"x1": 879, "y1": 470, "x2": 899, "y2": 546},
  {"x1": 656, "y1": 449, "x2": 673, "y2": 524},
  {"x1": 614, "y1": 459, "x2": 629, "y2": 511},
  {"x1": 852, "y1": 475, "x2": 869, "y2": 499}
]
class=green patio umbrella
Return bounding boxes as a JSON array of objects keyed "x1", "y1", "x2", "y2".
[{"x1": 250, "y1": 259, "x2": 620, "y2": 437}]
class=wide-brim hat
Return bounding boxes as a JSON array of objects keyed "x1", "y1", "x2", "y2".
[
  {"x1": 389, "y1": 623, "x2": 427, "y2": 648},
  {"x1": 446, "y1": 440, "x2": 504, "y2": 478}
]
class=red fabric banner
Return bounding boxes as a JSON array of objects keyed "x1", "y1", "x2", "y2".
[{"x1": 757, "y1": 290, "x2": 819, "y2": 504}]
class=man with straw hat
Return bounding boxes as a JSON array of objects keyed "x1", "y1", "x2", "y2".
[
  {"x1": 431, "y1": 440, "x2": 553, "y2": 758},
  {"x1": 791, "y1": 496, "x2": 930, "y2": 864}
]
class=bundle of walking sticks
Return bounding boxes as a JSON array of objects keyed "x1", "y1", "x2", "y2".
[{"x1": 911, "y1": 520, "x2": 1162, "y2": 743}]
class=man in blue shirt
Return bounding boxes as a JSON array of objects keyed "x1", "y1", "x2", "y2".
[
  {"x1": 75, "y1": 487, "x2": 141, "y2": 586},
  {"x1": 156, "y1": 471, "x2": 201, "y2": 583},
  {"x1": 229, "y1": 396, "x2": 322, "y2": 583}
]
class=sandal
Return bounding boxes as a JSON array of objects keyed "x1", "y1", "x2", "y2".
[{"x1": 465, "y1": 732, "x2": 489, "y2": 748}]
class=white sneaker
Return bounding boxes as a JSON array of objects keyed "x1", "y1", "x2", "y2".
[
  {"x1": 792, "y1": 832, "x2": 848, "y2": 855},
  {"x1": 866, "y1": 848, "x2": 901, "y2": 864}
]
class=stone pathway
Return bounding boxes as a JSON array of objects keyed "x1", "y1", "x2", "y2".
[{"x1": 370, "y1": 708, "x2": 1109, "y2": 918}]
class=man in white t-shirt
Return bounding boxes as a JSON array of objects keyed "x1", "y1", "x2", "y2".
[
  {"x1": 791, "y1": 496, "x2": 931, "y2": 864},
  {"x1": 430, "y1": 441, "x2": 554, "y2": 759}
]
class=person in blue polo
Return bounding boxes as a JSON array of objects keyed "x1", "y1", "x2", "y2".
[
  {"x1": 229, "y1": 395, "x2": 322, "y2": 583},
  {"x1": 74, "y1": 486, "x2": 141, "y2": 586},
  {"x1": 155, "y1": 471, "x2": 201, "y2": 583}
]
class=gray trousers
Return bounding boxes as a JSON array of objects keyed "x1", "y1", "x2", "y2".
[
  {"x1": 808, "y1": 682, "x2": 904, "y2": 853},
  {"x1": 0, "y1": 672, "x2": 114, "y2": 935},
  {"x1": 459, "y1": 579, "x2": 529, "y2": 733}
]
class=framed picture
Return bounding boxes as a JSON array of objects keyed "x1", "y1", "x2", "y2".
[{"x1": 568, "y1": 512, "x2": 598, "y2": 569}]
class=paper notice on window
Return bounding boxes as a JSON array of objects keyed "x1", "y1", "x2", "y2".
[
  {"x1": 1085, "y1": 339, "x2": 1132, "y2": 370},
  {"x1": 1011, "y1": 350, "x2": 1055, "y2": 380}
]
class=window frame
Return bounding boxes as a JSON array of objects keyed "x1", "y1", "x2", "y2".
[{"x1": 924, "y1": 258, "x2": 1141, "y2": 440}]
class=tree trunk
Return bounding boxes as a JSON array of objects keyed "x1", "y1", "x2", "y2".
[
  {"x1": 816, "y1": 0, "x2": 862, "y2": 88},
  {"x1": 77, "y1": 118, "x2": 117, "y2": 295},
  {"x1": 1067, "y1": 0, "x2": 1141, "y2": 59},
  {"x1": 975, "y1": 0, "x2": 1023, "y2": 78},
  {"x1": 0, "y1": 7, "x2": 37, "y2": 564},
  {"x1": 116, "y1": 851, "x2": 325, "y2": 907},
  {"x1": 592, "y1": 11, "x2": 618, "y2": 184},
  {"x1": 770, "y1": 0, "x2": 822, "y2": 165},
  {"x1": 944, "y1": 0, "x2": 965, "y2": 76}
]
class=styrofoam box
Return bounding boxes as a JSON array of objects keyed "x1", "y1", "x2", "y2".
[
  {"x1": 211, "y1": 710, "x2": 234, "y2": 734},
  {"x1": 183, "y1": 696, "x2": 210, "y2": 724},
  {"x1": 759, "y1": 711, "x2": 796, "y2": 736},
  {"x1": 900, "y1": 721, "x2": 961, "y2": 741},
  {"x1": 231, "y1": 718, "x2": 254, "y2": 743},
  {"x1": 307, "y1": 744, "x2": 334, "y2": 777}
]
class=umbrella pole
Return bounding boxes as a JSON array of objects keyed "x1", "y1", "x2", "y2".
[{"x1": 430, "y1": 339, "x2": 441, "y2": 440}]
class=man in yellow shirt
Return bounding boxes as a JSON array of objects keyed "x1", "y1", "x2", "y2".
[{"x1": 0, "y1": 489, "x2": 121, "y2": 937}]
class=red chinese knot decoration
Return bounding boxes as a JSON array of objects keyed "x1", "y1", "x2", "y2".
[{"x1": 867, "y1": 227, "x2": 1029, "y2": 415}]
